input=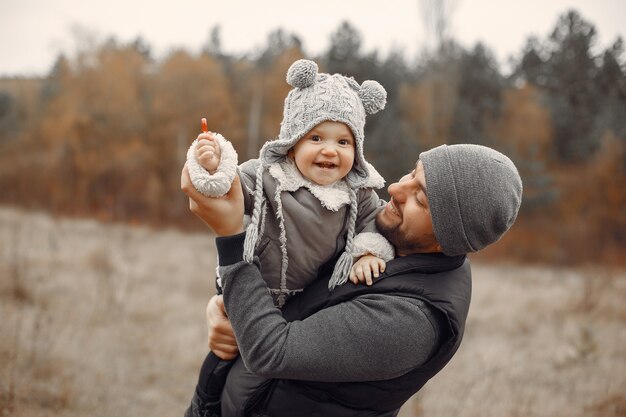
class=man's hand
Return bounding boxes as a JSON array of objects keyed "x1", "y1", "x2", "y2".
[
  {"x1": 206, "y1": 295, "x2": 239, "y2": 360},
  {"x1": 181, "y1": 163, "x2": 245, "y2": 236}
]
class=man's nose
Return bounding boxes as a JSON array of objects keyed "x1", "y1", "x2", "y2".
[
  {"x1": 388, "y1": 180, "x2": 409, "y2": 201},
  {"x1": 387, "y1": 182, "x2": 401, "y2": 200}
]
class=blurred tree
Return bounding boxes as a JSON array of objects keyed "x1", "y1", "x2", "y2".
[
  {"x1": 151, "y1": 49, "x2": 240, "y2": 220},
  {"x1": 418, "y1": 0, "x2": 458, "y2": 53},
  {"x1": 402, "y1": 42, "x2": 462, "y2": 150},
  {"x1": 584, "y1": 133, "x2": 626, "y2": 261},
  {"x1": 449, "y1": 42, "x2": 504, "y2": 145},
  {"x1": 367, "y1": 99, "x2": 418, "y2": 200},
  {"x1": 494, "y1": 85, "x2": 557, "y2": 212},
  {"x1": 0, "y1": 92, "x2": 17, "y2": 142},
  {"x1": 592, "y1": 38, "x2": 626, "y2": 167},
  {"x1": 596, "y1": 38, "x2": 625, "y2": 96},
  {"x1": 258, "y1": 29, "x2": 302, "y2": 69},
  {"x1": 246, "y1": 30, "x2": 304, "y2": 158},
  {"x1": 223, "y1": 58, "x2": 256, "y2": 157},
  {"x1": 325, "y1": 21, "x2": 363, "y2": 77},
  {"x1": 554, "y1": 132, "x2": 626, "y2": 263},
  {"x1": 377, "y1": 47, "x2": 412, "y2": 99},
  {"x1": 202, "y1": 25, "x2": 222, "y2": 57},
  {"x1": 544, "y1": 10, "x2": 599, "y2": 161},
  {"x1": 513, "y1": 37, "x2": 548, "y2": 87},
  {"x1": 131, "y1": 36, "x2": 152, "y2": 59},
  {"x1": 153, "y1": 49, "x2": 236, "y2": 134},
  {"x1": 364, "y1": 48, "x2": 414, "y2": 188},
  {"x1": 49, "y1": 40, "x2": 152, "y2": 218},
  {"x1": 41, "y1": 54, "x2": 72, "y2": 102}
]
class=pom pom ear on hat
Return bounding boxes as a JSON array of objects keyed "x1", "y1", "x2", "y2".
[
  {"x1": 359, "y1": 80, "x2": 387, "y2": 114},
  {"x1": 286, "y1": 59, "x2": 318, "y2": 89}
]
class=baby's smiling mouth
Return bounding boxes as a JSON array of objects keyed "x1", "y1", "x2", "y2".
[{"x1": 315, "y1": 162, "x2": 338, "y2": 169}]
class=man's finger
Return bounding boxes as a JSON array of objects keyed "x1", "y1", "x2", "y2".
[
  {"x1": 215, "y1": 295, "x2": 227, "y2": 313},
  {"x1": 181, "y1": 164, "x2": 197, "y2": 198},
  {"x1": 210, "y1": 345, "x2": 239, "y2": 360},
  {"x1": 211, "y1": 343, "x2": 239, "y2": 355},
  {"x1": 210, "y1": 331, "x2": 238, "y2": 345}
]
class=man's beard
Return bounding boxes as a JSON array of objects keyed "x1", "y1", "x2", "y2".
[{"x1": 376, "y1": 214, "x2": 437, "y2": 255}]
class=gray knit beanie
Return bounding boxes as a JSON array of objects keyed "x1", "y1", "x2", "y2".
[
  {"x1": 420, "y1": 144, "x2": 523, "y2": 256},
  {"x1": 260, "y1": 59, "x2": 387, "y2": 188}
]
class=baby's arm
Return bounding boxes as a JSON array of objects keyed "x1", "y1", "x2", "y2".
[{"x1": 349, "y1": 188, "x2": 395, "y2": 286}]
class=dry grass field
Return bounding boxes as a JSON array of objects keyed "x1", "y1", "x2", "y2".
[{"x1": 1, "y1": 207, "x2": 625, "y2": 417}]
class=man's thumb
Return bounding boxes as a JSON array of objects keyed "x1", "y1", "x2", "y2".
[{"x1": 215, "y1": 295, "x2": 227, "y2": 314}]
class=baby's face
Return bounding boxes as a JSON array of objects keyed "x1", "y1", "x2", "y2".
[{"x1": 289, "y1": 121, "x2": 355, "y2": 186}]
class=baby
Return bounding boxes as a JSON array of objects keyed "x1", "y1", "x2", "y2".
[{"x1": 187, "y1": 59, "x2": 394, "y2": 305}]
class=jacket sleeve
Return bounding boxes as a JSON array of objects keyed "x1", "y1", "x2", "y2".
[
  {"x1": 351, "y1": 189, "x2": 394, "y2": 261},
  {"x1": 217, "y1": 233, "x2": 442, "y2": 382},
  {"x1": 354, "y1": 188, "x2": 385, "y2": 234},
  {"x1": 237, "y1": 159, "x2": 262, "y2": 215}
]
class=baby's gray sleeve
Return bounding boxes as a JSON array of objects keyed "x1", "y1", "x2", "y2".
[
  {"x1": 355, "y1": 188, "x2": 386, "y2": 234},
  {"x1": 238, "y1": 159, "x2": 261, "y2": 215}
]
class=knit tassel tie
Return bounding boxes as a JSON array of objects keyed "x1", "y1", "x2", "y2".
[
  {"x1": 243, "y1": 222, "x2": 258, "y2": 263},
  {"x1": 328, "y1": 189, "x2": 358, "y2": 290},
  {"x1": 243, "y1": 162, "x2": 266, "y2": 263},
  {"x1": 328, "y1": 251, "x2": 353, "y2": 290}
]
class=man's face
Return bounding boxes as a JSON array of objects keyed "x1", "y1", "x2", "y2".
[{"x1": 376, "y1": 161, "x2": 441, "y2": 256}]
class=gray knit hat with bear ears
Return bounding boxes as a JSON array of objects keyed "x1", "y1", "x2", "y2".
[
  {"x1": 420, "y1": 144, "x2": 523, "y2": 256},
  {"x1": 260, "y1": 59, "x2": 387, "y2": 188},
  {"x1": 244, "y1": 59, "x2": 388, "y2": 294}
]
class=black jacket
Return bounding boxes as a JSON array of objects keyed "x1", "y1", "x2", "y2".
[{"x1": 227, "y1": 253, "x2": 471, "y2": 417}]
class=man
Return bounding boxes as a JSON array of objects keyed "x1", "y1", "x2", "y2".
[{"x1": 181, "y1": 144, "x2": 522, "y2": 416}]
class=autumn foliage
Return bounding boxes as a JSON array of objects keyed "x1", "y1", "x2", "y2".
[{"x1": 0, "y1": 11, "x2": 624, "y2": 265}]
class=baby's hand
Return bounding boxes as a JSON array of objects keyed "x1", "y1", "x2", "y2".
[
  {"x1": 195, "y1": 132, "x2": 222, "y2": 174},
  {"x1": 350, "y1": 254, "x2": 386, "y2": 286}
]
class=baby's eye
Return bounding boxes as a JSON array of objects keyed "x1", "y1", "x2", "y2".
[
  {"x1": 338, "y1": 139, "x2": 350, "y2": 145},
  {"x1": 310, "y1": 135, "x2": 321, "y2": 142}
]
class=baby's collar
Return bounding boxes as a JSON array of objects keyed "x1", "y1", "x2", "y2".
[{"x1": 268, "y1": 159, "x2": 351, "y2": 211}]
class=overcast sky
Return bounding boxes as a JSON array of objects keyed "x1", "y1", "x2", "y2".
[{"x1": 1, "y1": 0, "x2": 624, "y2": 77}]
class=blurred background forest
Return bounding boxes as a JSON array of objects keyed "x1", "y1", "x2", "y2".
[{"x1": 0, "y1": 8, "x2": 624, "y2": 265}]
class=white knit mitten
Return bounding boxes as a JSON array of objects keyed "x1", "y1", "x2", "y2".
[{"x1": 186, "y1": 133, "x2": 238, "y2": 197}]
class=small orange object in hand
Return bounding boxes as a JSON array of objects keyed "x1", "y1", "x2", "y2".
[{"x1": 201, "y1": 118, "x2": 208, "y2": 133}]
